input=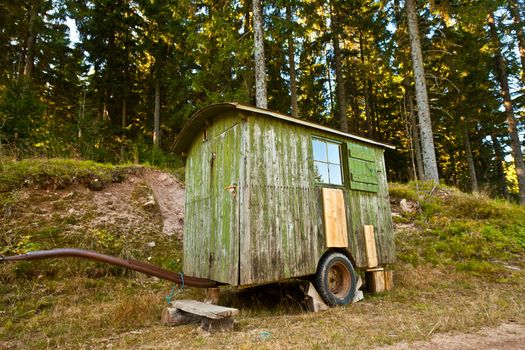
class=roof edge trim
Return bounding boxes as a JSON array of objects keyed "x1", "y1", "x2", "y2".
[{"x1": 173, "y1": 102, "x2": 396, "y2": 153}]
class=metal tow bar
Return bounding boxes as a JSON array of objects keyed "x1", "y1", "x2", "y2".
[{"x1": 0, "y1": 248, "x2": 220, "y2": 289}]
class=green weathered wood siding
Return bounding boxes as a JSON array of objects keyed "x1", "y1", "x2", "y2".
[
  {"x1": 183, "y1": 108, "x2": 394, "y2": 286},
  {"x1": 346, "y1": 146, "x2": 395, "y2": 267},
  {"x1": 240, "y1": 115, "x2": 394, "y2": 284},
  {"x1": 240, "y1": 113, "x2": 394, "y2": 285},
  {"x1": 183, "y1": 113, "x2": 242, "y2": 285},
  {"x1": 240, "y1": 114, "x2": 325, "y2": 285}
]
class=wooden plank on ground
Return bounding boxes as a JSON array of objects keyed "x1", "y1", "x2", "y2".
[
  {"x1": 172, "y1": 300, "x2": 239, "y2": 320},
  {"x1": 322, "y1": 188, "x2": 348, "y2": 247},
  {"x1": 364, "y1": 225, "x2": 378, "y2": 268}
]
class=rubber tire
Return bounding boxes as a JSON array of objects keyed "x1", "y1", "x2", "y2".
[{"x1": 314, "y1": 252, "x2": 357, "y2": 306}]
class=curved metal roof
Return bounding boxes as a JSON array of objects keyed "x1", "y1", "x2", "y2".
[{"x1": 173, "y1": 102, "x2": 395, "y2": 153}]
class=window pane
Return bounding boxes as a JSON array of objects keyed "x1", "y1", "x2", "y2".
[
  {"x1": 312, "y1": 139, "x2": 326, "y2": 161},
  {"x1": 314, "y1": 161, "x2": 329, "y2": 183},
  {"x1": 327, "y1": 142, "x2": 341, "y2": 164},
  {"x1": 329, "y1": 164, "x2": 343, "y2": 185}
]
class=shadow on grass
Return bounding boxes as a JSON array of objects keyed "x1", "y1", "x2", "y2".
[{"x1": 219, "y1": 279, "x2": 313, "y2": 315}]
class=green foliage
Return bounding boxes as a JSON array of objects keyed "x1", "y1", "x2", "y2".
[
  {"x1": 392, "y1": 182, "x2": 525, "y2": 273},
  {"x1": 0, "y1": 79, "x2": 46, "y2": 150},
  {"x1": 0, "y1": 0, "x2": 523, "y2": 200},
  {"x1": 91, "y1": 229, "x2": 123, "y2": 252},
  {"x1": 0, "y1": 157, "x2": 137, "y2": 193}
]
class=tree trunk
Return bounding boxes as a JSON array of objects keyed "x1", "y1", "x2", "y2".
[
  {"x1": 330, "y1": 1, "x2": 348, "y2": 132},
  {"x1": 23, "y1": 3, "x2": 38, "y2": 79},
  {"x1": 406, "y1": 0, "x2": 439, "y2": 183},
  {"x1": 120, "y1": 98, "x2": 127, "y2": 159},
  {"x1": 408, "y1": 94, "x2": 424, "y2": 180},
  {"x1": 325, "y1": 50, "x2": 335, "y2": 118},
  {"x1": 243, "y1": 1, "x2": 254, "y2": 103},
  {"x1": 121, "y1": 97, "x2": 127, "y2": 128},
  {"x1": 102, "y1": 88, "x2": 109, "y2": 120},
  {"x1": 359, "y1": 32, "x2": 372, "y2": 136},
  {"x1": 508, "y1": 0, "x2": 525, "y2": 84},
  {"x1": 491, "y1": 133, "x2": 509, "y2": 198},
  {"x1": 153, "y1": 74, "x2": 161, "y2": 148},
  {"x1": 252, "y1": 0, "x2": 267, "y2": 109},
  {"x1": 286, "y1": 3, "x2": 299, "y2": 118},
  {"x1": 464, "y1": 129, "x2": 478, "y2": 193},
  {"x1": 488, "y1": 12, "x2": 525, "y2": 205}
]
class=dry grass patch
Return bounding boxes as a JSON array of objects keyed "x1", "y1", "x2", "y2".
[{"x1": 32, "y1": 263, "x2": 520, "y2": 350}]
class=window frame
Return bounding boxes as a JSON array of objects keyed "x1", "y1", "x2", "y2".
[{"x1": 311, "y1": 136, "x2": 346, "y2": 187}]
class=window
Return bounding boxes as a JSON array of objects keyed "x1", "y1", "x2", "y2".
[{"x1": 312, "y1": 138, "x2": 343, "y2": 185}]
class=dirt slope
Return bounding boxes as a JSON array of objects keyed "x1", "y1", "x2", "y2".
[{"x1": 1, "y1": 167, "x2": 186, "y2": 272}]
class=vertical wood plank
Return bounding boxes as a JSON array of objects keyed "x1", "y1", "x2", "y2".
[
  {"x1": 363, "y1": 224, "x2": 378, "y2": 268},
  {"x1": 322, "y1": 188, "x2": 348, "y2": 248}
]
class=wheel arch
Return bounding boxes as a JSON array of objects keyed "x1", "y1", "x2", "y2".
[{"x1": 318, "y1": 248, "x2": 357, "y2": 270}]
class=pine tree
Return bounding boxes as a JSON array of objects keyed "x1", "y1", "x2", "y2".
[
  {"x1": 253, "y1": 0, "x2": 268, "y2": 108},
  {"x1": 406, "y1": 0, "x2": 439, "y2": 183}
]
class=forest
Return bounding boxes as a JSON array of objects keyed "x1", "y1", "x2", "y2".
[{"x1": 1, "y1": 0, "x2": 525, "y2": 203}]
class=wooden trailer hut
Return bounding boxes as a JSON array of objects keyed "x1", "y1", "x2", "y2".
[{"x1": 174, "y1": 103, "x2": 396, "y2": 305}]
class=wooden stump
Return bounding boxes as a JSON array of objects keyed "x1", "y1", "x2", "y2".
[
  {"x1": 161, "y1": 307, "x2": 201, "y2": 326},
  {"x1": 366, "y1": 268, "x2": 394, "y2": 293}
]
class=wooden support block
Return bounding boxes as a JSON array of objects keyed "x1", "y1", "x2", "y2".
[
  {"x1": 161, "y1": 307, "x2": 201, "y2": 326},
  {"x1": 306, "y1": 282, "x2": 329, "y2": 312},
  {"x1": 204, "y1": 287, "x2": 220, "y2": 304},
  {"x1": 352, "y1": 276, "x2": 364, "y2": 303},
  {"x1": 366, "y1": 267, "x2": 385, "y2": 293},
  {"x1": 384, "y1": 270, "x2": 394, "y2": 291},
  {"x1": 364, "y1": 225, "x2": 378, "y2": 268}
]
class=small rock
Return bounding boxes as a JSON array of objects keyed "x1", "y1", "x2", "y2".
[
  {"x1": 63, "y1": 192, "x2": 75, "y2": 199},
  {"x1": 143, "y1": 200, "x2": 156, "y2": 208},
  {"x1": 68, "y1": 208, "x2": 75, "y2": 215},
  {"x1": 3, "y1": 204, "x2": 12, "y2": 218},
  {"x1": 147, "y1": 241, "x2": 156, "y2": 248},
  {"x1": 88, "y1": 178, "x2": 104, "y2": 191},
  {"x1": 400, "y1": 198, "x2": 417, "y2": 213},
  {"x1": 105, "y1": 192, "x2": 112, "y2": 196},
  {"x1": 502, "y1": 264, "x2": 521, "y2": 271}
]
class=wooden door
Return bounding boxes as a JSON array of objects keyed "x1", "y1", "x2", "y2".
[{"x1": 207, "y1": 123, "x2": 241, "y2": 284}]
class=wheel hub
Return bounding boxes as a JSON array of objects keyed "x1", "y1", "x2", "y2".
[{"x1": 328, "y1": 262, "x2": 351, "y2": 297}]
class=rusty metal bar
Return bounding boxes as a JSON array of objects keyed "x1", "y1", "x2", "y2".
[{"x1": 0, "y1": 248, "x2": 220, "y2": 288}]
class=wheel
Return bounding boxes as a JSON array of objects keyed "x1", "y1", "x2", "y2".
[{"x1": 314, "y1": 252, "x2": 357, "y2": 306}]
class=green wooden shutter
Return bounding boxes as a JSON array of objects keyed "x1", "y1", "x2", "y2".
[{"x1": 348, "y1": 143, "x2": 379, "y2": 193}]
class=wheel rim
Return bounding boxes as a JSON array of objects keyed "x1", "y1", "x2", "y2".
[{"x1": 328, "y1": 261, "x2": 351, "y2": 298}]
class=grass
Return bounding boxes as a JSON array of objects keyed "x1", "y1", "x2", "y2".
[
  {"x1": 0, "y1": 157, "x2": 142, "y2": 194},
  {"x1": 1, "y1": 164, "x2": 525, "y2": 349},
  {"x1": 390, "y1": 181, "x2": 525, "y2": 273}
]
